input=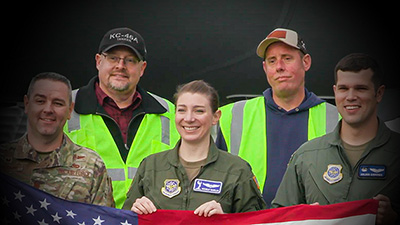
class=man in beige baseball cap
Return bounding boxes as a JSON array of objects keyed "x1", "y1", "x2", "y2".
[
  {"x1": 256, "y1": 28, "x2": 307, "y2": 58},
  {"x1": 216, "y1": 27, "x2": 339, "y2": 207}
]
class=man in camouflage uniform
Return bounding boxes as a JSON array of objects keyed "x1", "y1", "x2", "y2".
[{"x1": 0, "y1": 72, "x2": 114, "y2": 207}]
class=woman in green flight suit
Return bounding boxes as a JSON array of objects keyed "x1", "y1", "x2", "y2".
[{"x1": 123, "y1": 80, "x2": 266, "y2": 217}]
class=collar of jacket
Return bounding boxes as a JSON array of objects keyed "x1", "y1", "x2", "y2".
[
  {"x1": 327, "y1": 117, "x2": 392, "y2": 151},
  {"x1": 263, "y1": 87, "x2": 324, "y2": 113},
  {"x1": 166, "y1": 137, "x2": 220, "y2": 168},
  {"x1": 14, "y1": 134, "x2": 73, "y2": 167},
  {"x1": 74, "y1": 76, "x2": 167, "y2": 115}
]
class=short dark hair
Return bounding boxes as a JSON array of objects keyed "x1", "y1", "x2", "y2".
[
  {"x1": 27, "y1": 72, "x2": 72, "y2": 104},
  {"x1": 334, "y1": 53, "x2": 384, "y2": 91},
  {"x1": 173, "y1": 80, "x2": 219, "y2": 113}
]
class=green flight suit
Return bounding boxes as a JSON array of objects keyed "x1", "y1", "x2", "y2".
[
  {"x1": 123, "y1": 139, "x2": 266, "y2": 212},
  {"x1": 272, "y1": 119, "x2": 400, "y2": 217}
]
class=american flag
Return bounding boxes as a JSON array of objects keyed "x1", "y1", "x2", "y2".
[
  {"x1": 1, "y1": 172, "x2": 378, "y2": 225},
  {"x1": 0, "y1": 172, "x2": 137, "y2": 225}
]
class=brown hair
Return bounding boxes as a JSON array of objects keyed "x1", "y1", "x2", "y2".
[
  {"x1": 27, "y1": 72, "x2": 72, "y2": 105},
  {"x1": 173, "y1": 80, "x2": 219, "y2": 113},
  {"x1": 334, "y1": 53, "x2": 384, "y2": 92}
]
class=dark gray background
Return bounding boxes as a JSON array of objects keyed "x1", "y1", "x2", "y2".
[{"x1": 3, "y1": 0, "x2": 398, "y2": 106}]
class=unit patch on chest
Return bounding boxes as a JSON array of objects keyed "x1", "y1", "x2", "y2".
[
  {"x1": 323, "y1": 164, "x2": 343, "y2": 184},
  {"x1": 161, "y1": 179, "x2": 181, "y2": 198}
]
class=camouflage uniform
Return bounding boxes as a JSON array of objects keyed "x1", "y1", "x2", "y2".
[{"x1": 0, "y1": 134, "x2": 115, "y2": 207}]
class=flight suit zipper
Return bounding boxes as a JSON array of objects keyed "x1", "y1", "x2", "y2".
[{"x1": 184, "y1": 165, "x2": 206, "y2": 209}]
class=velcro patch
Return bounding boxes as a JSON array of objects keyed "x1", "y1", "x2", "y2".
[
  {"x1": 193, "y1": 179, "x2": 222, "y2": 194},
  {"x1": 358, "y1": 165, "x2": 386, "y2": 179}
]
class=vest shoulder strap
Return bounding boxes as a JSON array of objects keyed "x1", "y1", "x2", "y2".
[
  {"x1": 325, "y1": 103, "x2": 339, "y2": 133},
  {"x1": 148, "y1": 92, "x2": 171, "y2": 112},
  {"x1": 68, "y1": 89, "x2": 80, "y2": 132},
  {"x1": 229, "y1": 97, "x2": 265, "y2": 155}
]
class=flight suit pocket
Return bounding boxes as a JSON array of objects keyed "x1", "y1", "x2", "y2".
[
  {"x1": 216, "y1": 189, "x2": 233, "y2": 212},
  {"x1": 308, "y1": 166, "x2": 341, "y2": 204}
]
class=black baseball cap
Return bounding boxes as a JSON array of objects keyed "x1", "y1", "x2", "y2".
[{"x1": 98, "y1": 27, "x2": 147, "y2": 61}]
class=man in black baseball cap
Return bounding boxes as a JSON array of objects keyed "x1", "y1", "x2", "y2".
[
  {"x1": 98, "y1": 27, "x2": 147, "y2": 61},
  {"x1": 63, "y1": 27, "x2": 180, "y2": 208}
]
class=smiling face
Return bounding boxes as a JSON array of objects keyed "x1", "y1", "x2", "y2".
[
  {"x1": 24, "y1": 79, "x2": 74, "y2": 142},
  {"x1": 175, "y1": 92, "x2": 221, "y2": 144},
  {"x1": 95, "y1": 46, "x2": 147, "y2": 96},
  {"x1": 333, "y1": 69, "x2": 384, "y2": 128}
]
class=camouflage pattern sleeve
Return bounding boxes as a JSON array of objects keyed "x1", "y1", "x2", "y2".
[
  {"x1": 89, "y1": 155, "x2": 115, "y2": 207},
  {"x1": 0, "y1": 135, "x2": 115, "y2": 207}
]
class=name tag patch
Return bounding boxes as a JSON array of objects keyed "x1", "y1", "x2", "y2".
[
  {"x1": 193, "y1": 179, "x2": 223, "y2": 194},
  {"x1": 358, "y1": 165, "x2": 386, "y2": 179}
]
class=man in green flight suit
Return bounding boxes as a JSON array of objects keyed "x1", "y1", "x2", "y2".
[{"x1": 272, "y1": 53, "x2": 399, "y2": 225}]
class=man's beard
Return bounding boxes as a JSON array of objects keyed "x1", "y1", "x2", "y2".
[{"x1": 108, "y1": 81, "x2": 130, "y2": 92}]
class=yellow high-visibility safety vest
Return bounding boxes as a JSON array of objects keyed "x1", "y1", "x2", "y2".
[
  {"x1": 64, "y1": 90, "x2": 180, "y2": 208},
  {"x1": 218, "y1": 96, "x2": 339, "y2": 192}
]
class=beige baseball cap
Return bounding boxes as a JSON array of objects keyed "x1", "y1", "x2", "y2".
[{"x1": 256, "y1": 28, "x2": 307, "y2": 58}]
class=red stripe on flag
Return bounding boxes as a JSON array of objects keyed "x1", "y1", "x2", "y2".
[{"x1": 138, "y1": 199, "x2": 378, "y2": 225}]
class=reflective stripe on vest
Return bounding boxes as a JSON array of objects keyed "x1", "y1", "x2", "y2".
[
  {"x1": 230, "y1": 100, "x2": 246, "y2": 155},
  {"x1": 68, "y1": 89, "x2": 80, "y2": 132},
  {"x1": 148, "y1": 92, "x2": 171, "y2": 146},
  {"x1": 219, "y1": 96, "x2": 339, "y2": 192},
  {"x1": 308, "y1": 102, "x2": 339, "y2": 140},
  {"x1": 107, "y1": 168, "x2": 125, "y2": 181},
  {"x1": 64, "y1": 90, "x2": 179, "y2": 208},
  {"x1": 107, "y1": 167, "x2": 138, "y2": 181}
]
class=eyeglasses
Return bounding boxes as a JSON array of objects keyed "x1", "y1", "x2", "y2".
[{"x1": 101, "y1": 53, "x2": 140, "y2": 67}]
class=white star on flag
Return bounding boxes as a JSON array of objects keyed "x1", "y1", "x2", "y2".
[
  {"x1": 13, "y1": 211, "x2": 21, "y2": 221},
  {"x1": 14, "y1": 190, "x2": 25, "y2": 201},
  {"x1": 37, "y1": 218, "x2": 49, "y2": 225},
  {"x1": 2, "y1": 196, "x2": 10, "y2": 206},
  {"x1": 26, "y1": 204, "x2": 37, "y2": 216},
  {"x1": 39, "y1": 198, "x2": 51, "y2": 210},
  {"x1": 121, "y1": 219, "x2": 132, "y2": 225},
  {"x1": 51, "y1": 212, "x2": 62, "y2": 223},
  {"x1": 93, "y1": 215, "x2": 105, "y2": 225},
  {"x1": 66, "y1": 209, "x2": 77, "y2": 219}
]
